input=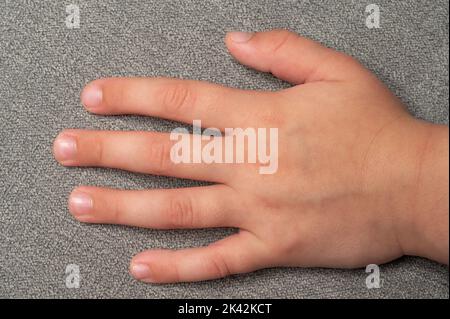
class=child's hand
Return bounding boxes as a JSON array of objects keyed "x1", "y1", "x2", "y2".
[{"x1": 53, "y1": 30, "x2": 449, "y2": 283}]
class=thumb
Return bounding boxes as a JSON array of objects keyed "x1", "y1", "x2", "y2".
[{"x1": 225, "y1": 29, "x2": 363, "y2": 84}]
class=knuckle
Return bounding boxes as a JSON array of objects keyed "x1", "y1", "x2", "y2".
[
  {"x1": 111, "y1": 196, "x2": 125, "y2": 224},
  {"x1": 148, "y1": 141, "x2": 171, "y2": 175},
  {"x1": 92, "y1": 137, "x2": 104, "y2": 164},
  {"x1": 208, "y1": 251, "x2": 232, "y2": 278},
  {"x1": 337, "y1": 51, "x2": 360, "y2": 67},
  {"x1": 256, "y1": 105, "x2": 285, "y2": 126},
  {"x1": 276, "y1": 238, "x2": 299, "y2": 259},
  {"x1": 160, "y1": 82, "x2": 193, "y2": 114},
  {"x1": 275, "y1": 231, "x2": 306, "y2": 262},
  {"x1": 166, "y1": 196, "x2": 195, "y2": 228},
  {"x1": 270, "y1": 30, "x2": 294, "y2": 55},
  {"x1": 329, "y1": 51, "x2": 364, "y2": 73},
  {"x1": 104, "y1": 82, "x2": 125, "y2": 109}
]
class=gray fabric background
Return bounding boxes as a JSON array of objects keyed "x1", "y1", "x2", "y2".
[{"x1": 0, "y1": 0, "x2": 448, "y2": 298}]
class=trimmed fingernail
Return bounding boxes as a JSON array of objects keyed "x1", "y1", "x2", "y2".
[
  {"x1": 228, "y1": 31, "x2": 254, "y2": 43},
  {"x1": 54, "y1": 134, "x2": 77, "y2": 162},
  {"x1": 81, "y1": 83, "x2": 102, "y2": 109},
  {"x1": 130, "y1": 263, "x2": 153, "y2": 281},
  {"x1": 69, "y1": 192, "x2": 93, "y2": 215}
]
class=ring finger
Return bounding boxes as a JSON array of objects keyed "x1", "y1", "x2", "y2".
[{"x1": 68, "y1": 184, "x2": 243, "y2": 229}]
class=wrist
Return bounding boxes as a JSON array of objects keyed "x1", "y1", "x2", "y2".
[{"x1": 393, "y1": 119, "x2": 449, "y2": 263}]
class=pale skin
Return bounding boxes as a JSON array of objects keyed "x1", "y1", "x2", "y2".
[{"x1": 53, "y1": 30, "x2": 449, "y2": 283}]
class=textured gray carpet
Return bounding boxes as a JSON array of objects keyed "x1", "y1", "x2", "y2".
[{"x1": 0, "y1": 0, "x2": 448, "y2": 298}]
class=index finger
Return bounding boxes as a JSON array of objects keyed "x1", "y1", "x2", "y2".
[{"x1": 81, "y1": 77, "x2": 281, "y2": 130}]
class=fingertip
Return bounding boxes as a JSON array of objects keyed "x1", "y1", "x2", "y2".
[
  {"x1": 130, "y1": 253, "x2": 158, "y2": 283},
  {"x1": 52, "y1": 132, "x2": 63, "y2": 161},
  {"x1": 68, "y1": 187, "x2": 94, "y2": 221},
  {"x1": 226, "y1": 31, "x2": 254, "y2": 44},
  {"x1": 225, "y1": 31, "x2": 255, "y2": 57},
  {"x1": 81, "y1": 80, "x2": 103, "y2": 111},
  {"x1": 53, "y1": 131, "x2": 77, "y2": 165}
]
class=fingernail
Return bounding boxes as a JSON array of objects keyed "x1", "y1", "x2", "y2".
[
  {"x1": 228, "y1": 31, "x2": 254, "y2": 43},
  {"x1": 81, "y1": 83, "x2": 102, "y2": 109},
  {"x1": 130, "y1": 263, "x2": 153, "y2": 281},
  {"x1": 54, "y1": 134, "x2": 77, "y2": 162},
  {"x1": 69, "y1": 191, "x2": 93, "y2": 215}
]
